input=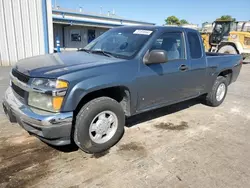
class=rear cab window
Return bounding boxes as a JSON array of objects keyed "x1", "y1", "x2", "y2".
[{"x1": 187, "y1": 32, "x2": 203, "y2": 59}]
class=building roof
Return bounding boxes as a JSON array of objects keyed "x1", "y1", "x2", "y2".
[
  {"x1": 54, "y1": 7, "x2": 124, "y2": 19},
  {"x1": 52, "y1": 8, "x2": 155, "y2": 27},
  {"x1": 112, "y1": 25, "x2": 199, "y2": 32}
]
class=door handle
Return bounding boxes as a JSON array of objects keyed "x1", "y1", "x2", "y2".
[{"x1": 179, "y1": 64, "x2": 188, "y2": 71}]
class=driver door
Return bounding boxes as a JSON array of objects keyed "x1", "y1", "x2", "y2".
[{"x1": 137, "y1": 31, "x2": 193, "y2": 111}]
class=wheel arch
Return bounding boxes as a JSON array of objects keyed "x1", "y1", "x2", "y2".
[
  {"x1": 218, "y1": 42, "x2": 243, "y2": 54},
  {"x1": 217, "y1": 69, "x2": 233, "y2": 85},
  {"x1": 74, "y1": 86, "x2": 132, "y2": 118}
]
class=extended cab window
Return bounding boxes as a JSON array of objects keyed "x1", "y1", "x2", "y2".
[
  {"x1": 187, "y1": 32, "x2": 202, "y2": 59},
  {"x1": 151, "y1": 32, "x2": 185, "y2": 61}
]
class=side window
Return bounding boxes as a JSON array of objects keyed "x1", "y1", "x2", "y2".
[
  {"x1": 151, "y1": 32, "x2": 185, "y2": 61},
  {"x1": 187, "y1": 32, "x2": 202, "y2": 59}
]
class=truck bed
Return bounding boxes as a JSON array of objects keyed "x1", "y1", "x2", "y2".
[
  {"x1": 206, "y1": 52, "x2": 242, "y2": 63},
  {"x1": 206, "y1": 52, "x2": 238, "y2": 57},
  {"x1": 206, "y1": 52, "x2": 242, "y2": 85}
]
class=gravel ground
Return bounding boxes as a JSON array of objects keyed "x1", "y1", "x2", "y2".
[{"x1": 0, "y1": 65, "x2": 250, "y2": 188}]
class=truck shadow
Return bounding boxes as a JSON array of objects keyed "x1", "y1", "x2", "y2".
[
  {"x1": 48, "y1": 143, "x2": 79, "y2": 153},
  {"x1": 126, "y1": 98, "x2": 201, "y2": 128}
]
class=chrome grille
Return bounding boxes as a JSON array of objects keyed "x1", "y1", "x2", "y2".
[
  {"x1": 11, "y1": 82, "x2": 25, "y2": 99},
  {"x1": 10, "y1": 69, "x2": 30, "y2": 104},
  {"x1": 12, "y1": 69, "x2": 30, "y2": 83}
]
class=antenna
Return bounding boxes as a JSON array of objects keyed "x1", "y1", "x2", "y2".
[{"x1": 100, "y1": 6, "x2": 102, "y2": 14}]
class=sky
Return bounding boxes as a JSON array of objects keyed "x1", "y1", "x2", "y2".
[{"x1": 53, "y1": 0, "x2": 250, "y2": 26}]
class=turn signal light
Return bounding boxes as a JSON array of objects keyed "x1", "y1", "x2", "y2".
[
  {"x1": 53, "y1": 96, "x2": 64, "y2": 111},
  {"x1": 56, "y1": 80, "x2": 68, "y2": 89}
]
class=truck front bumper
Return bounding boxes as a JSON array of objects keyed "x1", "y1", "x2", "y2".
[{"x1": 2, "y1": 87, "x2": 73, "y2": 146}]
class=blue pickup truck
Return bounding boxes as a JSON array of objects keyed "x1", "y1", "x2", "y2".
[{"x1": 2, "y1": 26, "x2": 242, "y2": 153}]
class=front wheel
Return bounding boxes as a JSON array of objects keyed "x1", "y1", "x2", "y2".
[
  {"x1": 74, "y1": 97, "x2": 125, "y2": 153},
  {"x1": 204, "y1": 76, "x2": 228, "y2": 107}
]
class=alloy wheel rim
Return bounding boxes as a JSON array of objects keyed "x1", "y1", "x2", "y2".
[
  {"x1": 216, "y1": 83, "x2": 226, "y2": 101},
  {"x1": 89, "y1": 110, "x2": 118, "y2": 144}
]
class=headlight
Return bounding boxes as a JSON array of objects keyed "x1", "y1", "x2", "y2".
[
  {"x1": 31, "y1": 78, "x2": 68, "y2": 89},
  {"x1": 28, "y1": 92, "x2": 65, "y2": 112},
  {"x1": 29, "y1": 79, "x2": 68, "y2": 112},
  {"x1": 29, "y1": 92, "x2": 53, "y2": 112}
]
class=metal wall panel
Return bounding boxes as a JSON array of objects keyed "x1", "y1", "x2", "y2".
[
  {"x1": 20, "y1": 0, "x2": 34, "y2": 58},
  {"x1": 12, "y1": 0, "x2": 25, "y2": 61},
  {"x1": 0, "y1": 0, "x2": 53, "y2": 66},
  {"x1": 3, "y1": 0, "x2": 18, "y2": 65},
  {"x1": 0, "y1": 0, "x2": 9, "y2": 66},
  {"x1": 46, "y1": 0, "x2": 54, "y2": 53},
  {"x1": 36, "y1": 0, "x2": 45, "y2": 55},
  {"x1": 29, "y1": 0, "x2": 40, "y2": 56}
]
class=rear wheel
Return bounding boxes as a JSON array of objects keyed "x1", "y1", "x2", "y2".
[
  {"x1": 218, "y1": 45, "x2": 237, "y2": 54},
  {"x1": 204, "y1": 76, "x2": 228, "y2": 107},
  {"x1": 74, "y1": 97, "x2": 125, "y2": 153}
]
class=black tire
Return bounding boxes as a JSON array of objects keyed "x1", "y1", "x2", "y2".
[
  {"x1": 204, "y1": 76, "x2": 228, "y2": 107},
  {"x1": 74, "y1": 97, "x2": 125, "y2": 153}
]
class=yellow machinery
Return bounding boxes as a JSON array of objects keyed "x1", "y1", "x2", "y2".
[
  {"x1": 201, "y1": 22, "x2": 213, "y2": 51},
  {"x1": 201, "y1": 20, "x2": 250, "y2": 61}
]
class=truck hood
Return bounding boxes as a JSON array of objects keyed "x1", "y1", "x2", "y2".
[{"x1": 14, "y1": 51, "x2": 121, "y2": 78}]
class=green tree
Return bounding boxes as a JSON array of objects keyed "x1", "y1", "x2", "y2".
[
  {"x1": 218, "y1": 15, "x2": 236, "y2": 21},
  {"x1": 180, "y1": 19, "x2": 189, "y2": 25},
  {"x1": 165, "y1": 16, "x2": 180, "y2": 25}
]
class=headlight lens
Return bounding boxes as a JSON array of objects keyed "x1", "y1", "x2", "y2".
[
  {"x1": 29, "y1": 92, "x2": 53, "y2": 111},
  {"x1": 28, "y1": 92, "x2": 64, "y2": 112},
  {"x1": 32, "y1": 78, "x2": 56, "y2": 88},
  {"x1": 29, "y1": 79, "x2": 68, "y2": 112},
  {"x1": 31, "y1": 78, "x2": 68, "y2": 89}
]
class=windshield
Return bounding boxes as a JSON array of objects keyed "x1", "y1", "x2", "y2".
[
  {"x1": 213, "y1": 22, "x2": 231, "y2": 36},
  {"x1": 83, "y1": 27, "x2": 154, "y2": 59}
]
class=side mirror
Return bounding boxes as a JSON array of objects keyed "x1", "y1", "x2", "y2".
[{"x1": 143, "y1": 50, "x2": 168, "y2": 65}]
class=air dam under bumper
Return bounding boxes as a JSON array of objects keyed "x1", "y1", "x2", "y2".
[{"x1": 2, "y1": 87, "x2": 73, "y2": 146}]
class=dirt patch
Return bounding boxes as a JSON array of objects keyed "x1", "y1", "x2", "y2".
[
  {"x1": 117, "y1": 142, "x2": 147, "y2": 157},
  {"x1": 0, "y1": 134, "x2": 59, "y2": 188},
  {"x1": 154, "y1": 121, "x2": 188, "y2": 131},
  {"x1": 5, "y1": 134, "x2": 36, "y2": 145}
]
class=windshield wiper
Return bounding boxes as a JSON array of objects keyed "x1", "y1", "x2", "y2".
[
  {"x1": 78, "y1": 49, "x2": 91, "y2": 53},
  {"x1": 90, "y1": 50, "x2": 115, "y2": 58}
]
